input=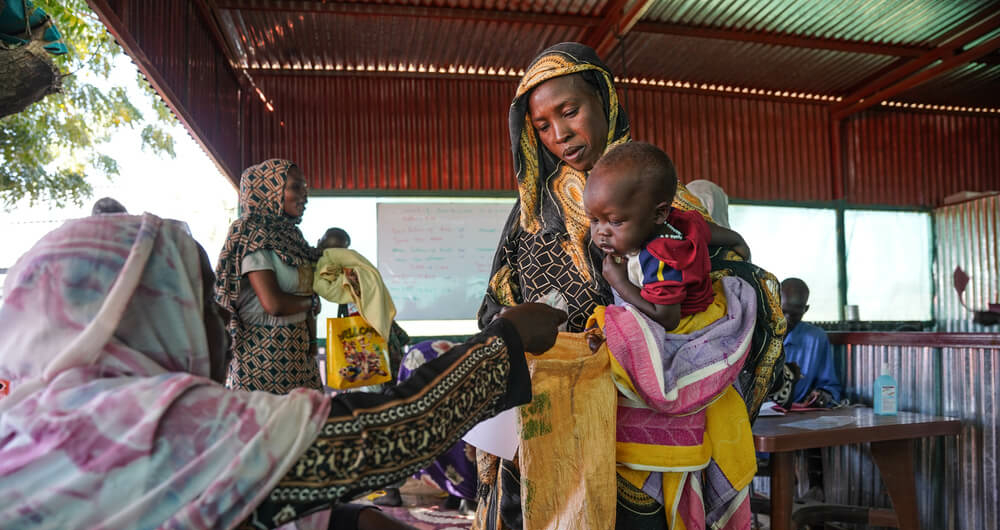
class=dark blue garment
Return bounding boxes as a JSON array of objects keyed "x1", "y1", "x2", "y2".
[{"x1": 783, "y1": 322, "x2": 842, "y2": 403}]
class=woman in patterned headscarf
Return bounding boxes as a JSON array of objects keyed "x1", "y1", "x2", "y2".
[
  {"x1": 215, "y1": 159, "x2": 323, "y2": 393},
  {"x1": 477, "y1": 42, "x2": 788, "y2": 530}
]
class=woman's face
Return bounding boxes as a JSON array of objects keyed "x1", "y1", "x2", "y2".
[
  {"x1": 528, "y1": 74, "x2": 609, "y2": 172},
  {"x1": 283, "y1": 166, "x2": 308, "y2": 218}
]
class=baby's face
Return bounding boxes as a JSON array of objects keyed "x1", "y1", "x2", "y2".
[{"x1": 583, "y1": 167, "x2": 662, "y2": 256}]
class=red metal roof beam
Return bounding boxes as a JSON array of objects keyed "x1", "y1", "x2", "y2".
[
  {"x1": 632, "y1": 22, "x2": 932, "y2": 58},
  {"x1": 832, "y1": 11, "x2": 1000, "y2": 118},
  {"x1": 833, "y1": 32, "x2": 1000, "y2": 119},
  {"x1": 192, "y1": 0, "x2": 242, "y2": 75},
  {"x1": 584, "y1": 0, "x2": 655, "y2": 59},
  {"x1": 86, "y1": 0, "x2": 240, "y2": 184},
  {"x1": 215, "y1": 0, "x2": 597, "y2": 27}
]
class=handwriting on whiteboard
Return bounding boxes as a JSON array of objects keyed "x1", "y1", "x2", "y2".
[{"x1": 377, "y1": 201, "x2": 514, "y2": 320}]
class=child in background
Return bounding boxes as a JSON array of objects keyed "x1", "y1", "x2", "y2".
[
  {"x1": 317, "y1": 227, "x2": 356, "y2": 318},
  {"x1": 314, "y1": 228, "x2": 410, "y2": 508},
  {"x1": 583, "y1": 141, "x2": 745, "y2": 333}
]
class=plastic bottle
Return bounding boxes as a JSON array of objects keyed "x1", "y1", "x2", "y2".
[{"x1": 873, "y1": 362, "x2": 898, "y2": 415}]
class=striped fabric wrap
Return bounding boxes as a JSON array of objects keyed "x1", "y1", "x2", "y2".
[{"x1": 596, "y1": 276, "x2": 758, "y2": 529}]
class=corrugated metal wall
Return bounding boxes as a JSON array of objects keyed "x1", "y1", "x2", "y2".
[
  {"x1": 846, "y1": 111, "x2": 1000, "y2": 207},
  {"x1": 248, "y1": 75, "x2": 1000, "y2": 206},
  {"x1": 246, "y1": 76, "x2": 836, "y2": 200},
  {"x1": 828, "y1": 341, "x2": 999, "y2": 529},
  {"x1": 935, "y1": 195, "x2": 1000, "y2": 332},
  {"x1": 628, "y1": 89, "x2": 833, "y2": 202},
  {"x1": 245, "y1": 76, "x2": 514, "y2": 191},
  {"x1": 89, "y1": 0, "x2": 243, "y2": 180}
]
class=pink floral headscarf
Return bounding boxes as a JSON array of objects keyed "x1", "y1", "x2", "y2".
[{"x1": 0, "y1": 214, "x2": 330, "y2": 529}]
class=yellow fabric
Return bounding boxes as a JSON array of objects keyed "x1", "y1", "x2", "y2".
[
  {"x1": 313, "y1": 248, "x2": 396, "y2": 338},
  {"x1": 704, "y1": 386, "x2": 756, "y2": 491},
  {"x1": 616, "y1": 440, "x2": 712, "y2": 471},
  {"x1": 669, "y1": 279, "x2": 727, "y2": 334},
  {"x1": 661, "y1": 472, "x2": 688, "y2": 530},
  {"x1": 587, "y1": 307, "x2": 641, "y2": 402},
  {"x1": 517, "y1": 332, "x2": 617, "y2": 530}
]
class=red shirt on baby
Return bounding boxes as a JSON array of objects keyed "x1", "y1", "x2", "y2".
[{"x1": 632, "y1": 209, "x2": 714, "y2": 316}]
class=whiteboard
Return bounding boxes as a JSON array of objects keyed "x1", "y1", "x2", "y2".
[{"x1": 377, "y1": 201, "x2": 514, "y2": 320}]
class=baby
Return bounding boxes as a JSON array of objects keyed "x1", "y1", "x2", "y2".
[{"x1": 584, "y1": 142, "x2": 743, "y2": 332}]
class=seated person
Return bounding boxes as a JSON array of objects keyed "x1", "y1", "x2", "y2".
[
  {"x1": 781, "y1": 277, "x2": 843, "y2": 407},
  {"x1": 0, "y1": 213, "x2": 565, "y2": 529}
]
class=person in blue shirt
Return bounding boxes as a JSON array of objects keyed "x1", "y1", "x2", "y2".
[{"x1": 781, "y1": 277, "x2": 843, "y2": 407}]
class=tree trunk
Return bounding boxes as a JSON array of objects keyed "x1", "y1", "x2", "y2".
[{"x1": 0, "y1": 38, "x2": 62, "y2": 119}]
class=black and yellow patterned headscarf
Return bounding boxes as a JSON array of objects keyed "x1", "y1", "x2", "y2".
[
  {"x1": 508, "y1": 43, "x2": 630, "y2": 283},
  {"x1": 214, "y1": 159, "x2": 318, "y2": 320}
]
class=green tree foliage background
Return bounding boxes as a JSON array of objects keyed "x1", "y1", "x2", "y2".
[{"x1": 0, "y1": 0, "x2": 176, "y2": 207}]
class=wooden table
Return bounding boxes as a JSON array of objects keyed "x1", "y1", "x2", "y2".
[{"x1": 752, "y1": 408, "x2": 960, "y2": 530}]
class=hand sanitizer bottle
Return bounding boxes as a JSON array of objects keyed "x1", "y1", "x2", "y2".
[{"x1": 873, "y1": 362, "x2": 898, "y2": 415}]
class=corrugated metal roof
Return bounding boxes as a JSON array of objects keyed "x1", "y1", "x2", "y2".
[
  {"x1": 621, "y1": 33, "x2": 899, "y2": 95},
  {"x1": 643, "y1": 0, "x2": 998, "y2": 47},
  {"x1": 901, "y1": 61, "x2": 1000, "y2": 107},
  {"x1": 217, "y1": 8, "x2": 587, "y2": 72},
  {"x1": 223, "y1": 0, "x2": 609, "y2": 16},
  {"x1": 211, "y1": 0, "x2": 1000, "y2": 108}
]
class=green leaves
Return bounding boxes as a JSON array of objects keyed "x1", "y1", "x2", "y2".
[{"x1": 1, "y1": 0, "x2": 177, "y2": 208}]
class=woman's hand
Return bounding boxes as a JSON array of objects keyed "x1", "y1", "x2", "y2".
[
  {"x1": 601, "y1": 253, "x2": 629, "y2": 290},
  {"x1": 499, "y1": 303, "x2": 567, "y2": 354}
]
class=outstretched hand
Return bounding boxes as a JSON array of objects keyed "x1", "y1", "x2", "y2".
[{"x1": 499, "y1": 303, "x2": 568, "y2": 354}]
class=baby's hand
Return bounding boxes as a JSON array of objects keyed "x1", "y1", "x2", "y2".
[
  {"x1": 601, "y1": 253, "x2": 629, "y2": 287},
  {"x1": 585, "y1": 327, "x2": 605, "y2": 353}
]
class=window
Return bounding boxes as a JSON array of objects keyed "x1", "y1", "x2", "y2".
[
  {"x1": 729, "y1": 205, "x2": 840, "y2": 321},
  {"x1": 301, "y1": 196, "x2": 514, "y2": 337},
  {"x1": 845, "y1": 210, "x2": 932, "y2": 321}
]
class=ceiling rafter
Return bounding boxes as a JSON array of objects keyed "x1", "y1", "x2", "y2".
[
  {"x1": 632, "y1": 22, "x2": 933, "y2": 57},
  {"x1": 215, "y1": 0, "x2": 598, "y2": 27},
  {"x1": 833, "y1": 10, "x2": 1000, "y2": 118},
  {"x1": 583, "y1": 0, "x2": 656, "y2": 58},
  {"x1": 192, "y1": 0, "x2": 242, "y2": 76},
  {"x1": 834, "y1": 32, "x2": 1000, "y2": 118}
]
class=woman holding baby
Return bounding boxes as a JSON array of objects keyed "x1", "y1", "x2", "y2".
[{"x1": 478, "y1": 42, "x2": 787, "y2": 530}]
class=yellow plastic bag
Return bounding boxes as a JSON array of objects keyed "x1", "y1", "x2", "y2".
[
  {"x1": 325, "y1": 316, "x2": 392, "y2": 389},
  {"x1": 517, "y1": 332, "x2": 617, "y2": 530}
]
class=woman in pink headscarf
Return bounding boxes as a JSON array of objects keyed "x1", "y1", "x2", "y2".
[{"x1": 0, "y1": 213, "x2": 564, "y2": 529}]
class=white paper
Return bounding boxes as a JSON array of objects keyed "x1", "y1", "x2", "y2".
[
  {"x1": 757, "y1": 401, "x2": 785, "y2": 417},
  {"x1": 782, "y1": 416, "x2": 857, "y2": 431},
  {"x1": 462, "y1": 408, "x2": 519, "y2": 460}
]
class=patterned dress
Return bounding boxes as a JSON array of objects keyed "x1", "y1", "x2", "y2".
[{"x1": 215, "y1": 159, "x2": 323, "y2": 393}]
